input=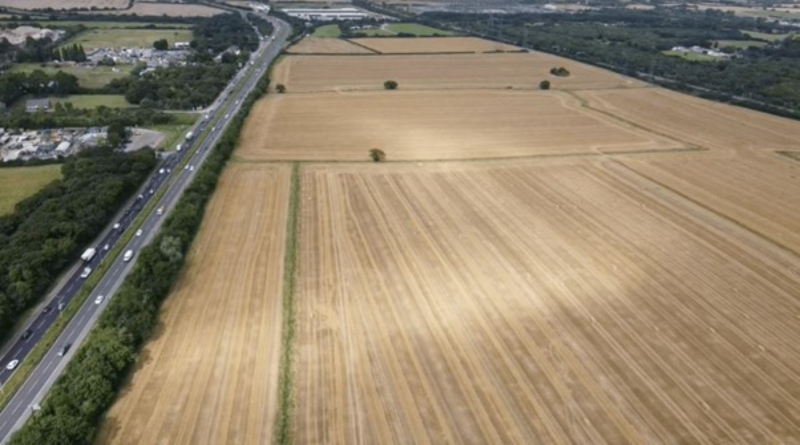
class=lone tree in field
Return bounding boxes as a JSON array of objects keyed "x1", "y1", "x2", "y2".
[
  {"x1": 383, "y1": 80, "x2": 398, "y2": 90},
  {"x1": 539, "y1": 80, "x2": 551, "y2": 90},
  {"x1": 276, "y1": 84, "x2": 286, "y2": 93},
  {"x1": 549, "y1": 66, "x2": 571, "y2": 77},
  {"x1": 369, "y1": 148, "x2": 386, "y2": 162}
]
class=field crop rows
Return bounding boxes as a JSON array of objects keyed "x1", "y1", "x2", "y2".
[
  {"x1": 294, "y1": 161, "x2": 800, "y2": 444},
  {"x1": 238, "y1": 90, "x2": 683, "y2": 162},
  {"x1": 97, "y1": 164, "x2": 290, "y2": 445}
]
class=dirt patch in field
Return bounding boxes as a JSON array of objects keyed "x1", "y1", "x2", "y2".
[
  {"x1": 271, "y1": 53, "x2": 645, "y2": 92},
  {"x1": 350, "y1": 36, "x2": 520, "y2": 54},
  {"x1": 288, "y1": 37, "x2": 376, "y2": 54},
  {"x1": 294, "y1": 160, "x2": 800, "y2": 444},
  {"x1": 97, "y1": 164, "x2": 290, "y2": 445},
  {"x1": 577, "y1": 88, "x2": 800, "y2": 151},
  {"x1": 237, "y1": 90, "x2": 683, "y2": 161}
]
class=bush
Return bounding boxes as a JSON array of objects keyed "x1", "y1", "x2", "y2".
[
  {"x1": 276, "y1": 84, "x2": 286, "y2": 93},
  {"x1": 383, "y1": 80, "x2": 398, "y2": 90},
  {"x1": 539, "y1": 80, "x2": 551, "y2": 90},
  {"x1": 549, "y1": 66, "x2": 571, "y2": 77},
  {"x1": 369, "y1": 148, "x2": 386, "y2": 162}
]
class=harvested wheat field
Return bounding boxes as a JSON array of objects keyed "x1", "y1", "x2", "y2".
[
  {"x1": 238, "y1": 90, "x2": 683, "y2": 161},
  {"x1": 577, "y1": 88, "x2": 800, "y2": 151},
  {"x1": 288, "y1": 37, "x2": 376, "y2": 54},
  {"x1": 272, "y1": 53, "x2": 644, "y2": 92},
  {"x1": 97, "y1": 164, "x2": 290, "y2": 445},
  {"x1": 295, "y1": 160, "x2": 800, "y2": 444},
  {"x1": 351, "y1": 36, "x2": 520, "y2": 54},
  {"x1": 96, "y1": 2, "x2": 224, "y2": 16},
  {"x1": 0, "y1": 0, "x2": 127, "y2": 9},
  {"x1": 623, "y1": 150, "x2": 800, "y2": 253}
]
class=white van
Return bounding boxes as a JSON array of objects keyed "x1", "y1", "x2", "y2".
[{"x1": 123, "y1": 250, "x2": 134, "y2": 262}]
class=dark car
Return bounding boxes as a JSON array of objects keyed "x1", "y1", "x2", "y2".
[
  {"x1": 57, "y1": 300, "x2": 66, "y2": 311},
  {"x1": 42, "y1": 305, "x2": 52, "y2": 314},
  {"x1": 21, "y1": 329, "x2": 33, "y2": 340},
  {"x1": 57, "y1": 343, "x2": 72, "y2": 357}
]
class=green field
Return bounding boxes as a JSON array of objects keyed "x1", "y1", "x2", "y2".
[
  {"x1": 62, "y1": 28, "x2": 194, "y2": 50},
  {"x1": 740, "y1": 29, "x2": 795, "y2": 42},
  {"x1": 715, "y1": 39, "x2": 768, "y2": 49},
  {"x1": 11, "y1": 64, "x2": 132, "y2": 89},
  {"x1": 312, "y1": 24, "x2": 341, "y2": 38},
  {"x1": 36, "y1": 21, "x2": 192, "y2": 29},
  {"x1": 0, "y1": 165, "x2": 62, "y2": 216},
  {"x1": 355, "y1": 23, "x2": 456, "y2": 37},
  {"x1": 51, "y1": 94, "x2": 132, "y2": 109},
  {"x1": 662, "y1": 50, "x2": 719, "y2": 62}
]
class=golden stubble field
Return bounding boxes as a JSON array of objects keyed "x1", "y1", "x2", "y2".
[
  {"x1": 238, "y1": 90, "x2": 683, "y2": 161},
  {"x1": 350, "y1": 36, "x2": 520, "y2": 53},
  {"x1": 295, "y1": 161, "x2": 800, "y2": 444},
  {"x1": 287, "y1": 37, "x2": 376, "y2": 54},
  {"x1": 272, "y1": 52, "x2": 644, "y2": 92},
  {"x1": 0, "y1": 0, "x2": 127, "y2": 9},
  {"x1": 97, "y1": 164, "x2": 290, "y2": 445}
]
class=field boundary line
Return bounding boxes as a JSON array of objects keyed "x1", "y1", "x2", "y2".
[
  {"x1": 275, "y1": 161, "x2": 300, "y2": 445},
  {"x1": 611, "y1": 159, "x2": 800, "y2": 260},
  {"x1": 341, "y1": 39, "x2": 381, "y2": 53},
  {"x1": 564, "y1": 90, "x2": 707, "y2": 151},
  {"x1": 229, "y1": 146, "x2": 705, "y2": 166}
]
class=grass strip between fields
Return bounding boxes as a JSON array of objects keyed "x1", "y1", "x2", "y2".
[{"x1": 275, "y1": 162, "x2": 300, "y2": 445}]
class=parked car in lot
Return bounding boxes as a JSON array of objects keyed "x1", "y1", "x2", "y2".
[
  {"x1": 94, "y1": 295, "x2": 104, "y2": 305},
  {"x1": 6, "y1": 360, "x2": 19, "y2": 370}
]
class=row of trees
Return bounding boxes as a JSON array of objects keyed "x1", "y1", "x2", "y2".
[
  {"x1": 0, "y1": 103, "x2": 175, "y2": 130},
  {"x1": 9, "y1": 64, "x2": 272, "y2": 445},
  {"x1": 247, "y1": 13, "x2": 274, "y2": 38},
  {"x1": 0, "y1": 70, "x2": 80, "y2": 106},
  {"x1": 0, "y1": 148, "x2": 157, "y2": 346},
  {"x1": 53, "y1": 43, "x2": 87, "y2": 63}
]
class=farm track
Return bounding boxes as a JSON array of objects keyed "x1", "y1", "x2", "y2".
[
  {"x1": 97, "y1": 164, "x2": 290, "y2": 445},
  {"x1": 293, "y1": 162, "x2": 800, "y2": 444}
]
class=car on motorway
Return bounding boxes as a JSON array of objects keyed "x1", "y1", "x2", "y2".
[
  {"x1": 136, "y1": 229, "x2": 143, "y2": 237},
  {"x1": 123, "y1": 250, "x2": 134, "y2": 262},
  {"x1": 159, "y1": 168, "x2": 165, "y2": 174},
  {"x1": 80, "y1": 267, "x2": 92, "y2": 279},
  {"x1": 21, "y1": 329, "x2": 32, "y2": 340},
  {"x1": 113, "y1": 223, "x2": 121, "y2": 230},
  {"x1": 94, "y1": 295, "x2": 104, "y2": 305},
  {"x1": 104, "y1": 244, "x2": 110, "y2": 251},
  {"x1": 157, "y1": 206, "x2": 165, "y2": 215},
  {"x1": 57, "y1": 300, "x2": 66, "y2": 311},
  {"x1": 6, "y1": 360, "x2": 19, "y2": 371},
  {"x1": 225, "y1": 113, "x2": 229, "y2": 119},
  {"x1": 42, "y1": 305, "x2": 52, "y2": 314},
  {"x1": 57, "y1": 343, "x2": 72, "y2": 357},
  {"x1": 189, "y1": 165, "x2": 195, "y2": 171}
]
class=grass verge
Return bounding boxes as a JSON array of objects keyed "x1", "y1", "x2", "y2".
[{"x1": 275, "y1": 162, "x2": 300, "y2": 445}]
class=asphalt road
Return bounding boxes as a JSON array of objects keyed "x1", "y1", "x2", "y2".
[{"x1": 0, "y1": 15, "x2": 290, "y2": 443}]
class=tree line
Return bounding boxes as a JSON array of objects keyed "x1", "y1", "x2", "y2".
[
  {"x1": 9, "y1": 64, "x2": 272, "y2": 445},
  {"x1": 0, "y1": 69, "x2": 80, "y2": 106},
  {"x1": 423, "y1": 8, "x2": 800, "y2": 113},
  {"x1": 0, "y1": 147, "x2": 156, "y2": 348}
]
